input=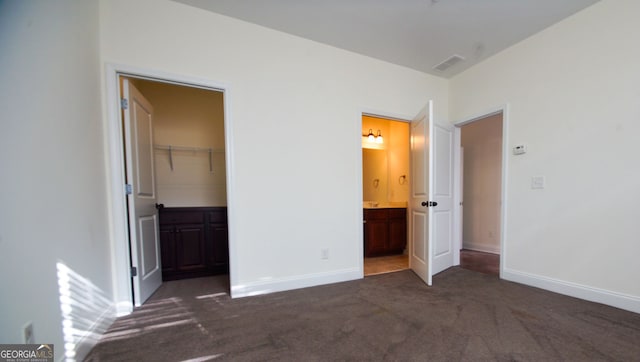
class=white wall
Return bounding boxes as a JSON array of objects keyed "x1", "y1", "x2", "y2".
[
  {"x1": 0, "y1": 0, "x2": 115, "y2": 359},
  {"x1": 450, "y1": 0, "x2": 640, "y2": 312},
  {"x1": 132, "y1": 79, "x2": 227, "y2": 207},
  {"x1": 100, "y1": 0, "x2": 448, "y2": 296},
  {"x1": 461, "y1": 114, "x2": 502, "y2": 254}
]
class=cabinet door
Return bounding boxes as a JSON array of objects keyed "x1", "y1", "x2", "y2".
[
  {"x1": 176, "y1": 224, "x2": 207, "y2": 271},
  {"x1": 209, "y1": 224, "x2": 229, "y2": 269},
  {"x1": 365, "y1": 218, "x2": 389, "y2": 256},
  {"x1": 159, "y1": 225, "x2": 176, "y2": 273},
  {"x1": 388, "y1": 217, "x2": 407, "y2": 253}
]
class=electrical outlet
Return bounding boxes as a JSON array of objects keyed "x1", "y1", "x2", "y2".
[
  {"x1": 23, "y1": 322, "x2": 34, "y2": 344},
  {"x1": 321, "y1": 248, "x2": 329, "y2": 260}
]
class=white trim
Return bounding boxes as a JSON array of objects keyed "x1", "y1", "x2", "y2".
[
  {"x1": 360, "y1": 107, "x2": 413, "y2": 123},
  {"x1": 355, "y1": 112, "x2": 364, "y2": 278},
  {"x1": 500, "y1": 105, "x2": 510, "y2": 280},
  {"x1": 455, "y1": 105, "x2": 505, "y2": 126},
  {"x1": 462, "y1": 242, "x2": 500, "y2": 254},
  {"x1": 104, "y1": 63, "x2": 238, "y2": 310},
  {"x1": 452, "y1": 104, "x2": 509, "y2": 279},
  {"x1": 232, "y1": 268, "x2": 361, "y2": 298},
  {"x1": 502, "y1": 268, "x2": 640, "y2": 314},
  {"x1": 104, "y1": 63, "x2": 133, "y2": 314},
  {"x1": 114, "y1": 301, "x2": 133, "y2": 317},
  {"x1": 70, "y1": 304, "x2": 117, "y2": 362},
  {"x1": 453, "y1": 132, "x2": 462, "y2": 266}
]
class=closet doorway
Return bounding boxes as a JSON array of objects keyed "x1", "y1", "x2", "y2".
[{"x1": 120, "y1": 75, "x2": 230, "y2": 306}]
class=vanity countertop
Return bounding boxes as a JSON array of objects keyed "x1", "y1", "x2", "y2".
[{"x1": 363, "y1": 201, "x2": 407, "y2": 209}]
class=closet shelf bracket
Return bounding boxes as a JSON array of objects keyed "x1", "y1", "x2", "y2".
[{"x1": 154, "y1": 144, "x2": 224, "y2": 172}]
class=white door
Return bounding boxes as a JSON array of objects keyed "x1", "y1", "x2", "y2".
[
  {"x1": 410, "y1": 103, "x2": 432, "y2": 285},
  {"x1": 122, "y1": 79, "x2": 162, "y2": 306},
  {"x1": 409, "y1": 101, "x2": 455, "y2": 285},
  {"x1": 430, "y1": 110, "x2": 455, "y2": 275}
]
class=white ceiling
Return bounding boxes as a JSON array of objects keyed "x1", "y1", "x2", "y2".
[{"x1": 173, "y1": 0, "x2": 600, "y2": 78}]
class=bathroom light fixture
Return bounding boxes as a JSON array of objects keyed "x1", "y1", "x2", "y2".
[
  {"x1": 363, "y1": 129, "x2": 384, "y2": 143},
  {"x1": 367, "y1": 129, "x2": 375, "y2": 142}
]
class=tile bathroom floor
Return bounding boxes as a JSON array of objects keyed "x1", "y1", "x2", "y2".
[
  {"x1": 364, "y1": 250, "x2": 499, "y2": 277},
  {"x1": 364, "y1": 254, "x2": 409, "y2": 276}
]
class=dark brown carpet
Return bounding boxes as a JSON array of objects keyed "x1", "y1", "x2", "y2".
[{"x1": 85, "y1": 268, "x2": 640, "y2": 361}]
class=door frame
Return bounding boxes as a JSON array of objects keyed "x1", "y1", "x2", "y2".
[
  {"x1": 452, "y1": 104, "x2": 509, "y2": 278},
  {"x1": 358, "y1": 108, "x2": 413, "y2": 277},
  {"x1": 105, "y1": 63, "x2": 236, "y2": 314}
]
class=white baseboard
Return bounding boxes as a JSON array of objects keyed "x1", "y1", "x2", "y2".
[
  {"x1": 462, "y1": 241, "x2": 500, "y2": 254},
  {"x1": 231, "y1": 267, "x2": 361, "y2": 298},
  {"x1": 114, "y1": 300, "x2": 133, "y2": 317},
  {"x1": 63, "y1": 303, "x2": 117, "y2": 362},
  {"x1": 502, "y1": 268, "x2": 640, "y2": 314}
]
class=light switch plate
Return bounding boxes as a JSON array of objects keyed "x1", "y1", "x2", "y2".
[{"x1": 531, "y1": 176, "x2": 545, "y2": 189}]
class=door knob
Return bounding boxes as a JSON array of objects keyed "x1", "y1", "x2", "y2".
[
  {"x1": 421, "y1": 201, "x2": 428, "y2": 207},
  {"x1": 421, "y1": 201, "x2": 438, "y2": 207},
  {"x1": 155, "y1": 203, "x2": 165, "y2": 210}
]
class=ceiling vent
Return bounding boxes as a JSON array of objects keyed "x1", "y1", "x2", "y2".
[{"x1": 432, "y1": 54, "x2": 465, "y2": 72}]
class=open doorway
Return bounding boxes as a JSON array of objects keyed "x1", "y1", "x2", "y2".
[
  {"x1": 120, "y1": 75, "x2": 230, "y2": 305},
  {"x1": 361, "y1": 115, "x2": 410, "y2": 276},
  {"x1": 458, "y1": 112, "x2": 503, "y2": 276}
]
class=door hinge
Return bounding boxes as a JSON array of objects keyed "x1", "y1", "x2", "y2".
[
  {"x1": 125, "y1": 184, "x2": 133, "y2": 195},
  {"x1": 131, "y1": 266, "x2": 137, "y2": 277},
  {"x1": 121, "y1": 98, "x2": 129, "y2": 110}
]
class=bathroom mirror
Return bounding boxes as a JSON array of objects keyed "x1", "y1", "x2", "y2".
[{"x1": 362, "y1": 149, "x2": 388, "y2": 203}]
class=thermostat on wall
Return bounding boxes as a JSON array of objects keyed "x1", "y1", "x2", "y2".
[{"x1": 513, "y1": 144, "x2": 527, "y2": 155}]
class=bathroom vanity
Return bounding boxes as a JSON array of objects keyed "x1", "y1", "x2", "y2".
[{"x1": 363, "y1": 206, "x2": 407, "y2": 257}]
